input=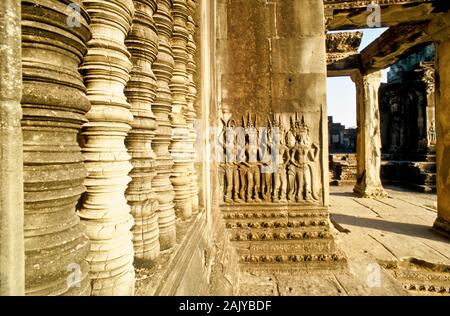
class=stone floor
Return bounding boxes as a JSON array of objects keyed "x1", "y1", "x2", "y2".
[{"x1": 238, "y1": 185, "x2": 450, "y2": 296}]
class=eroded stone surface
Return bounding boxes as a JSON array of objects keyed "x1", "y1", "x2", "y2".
[
  {"x1": 22, "y1": 0, "x2": 91, "y2": 296},
  {"x1": 152, "y1": 0, "x2": 177, "y2": 250},
  {"x1": 125, "y1": 0, "x2": 161, "y2": 264},
  {"x1": 79, "y1": 0, "x2": 136, "y2": 296}
]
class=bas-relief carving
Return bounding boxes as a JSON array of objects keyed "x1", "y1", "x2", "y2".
[{"x1": 220, "y1": 112, "x2": 321, "y2": 205}]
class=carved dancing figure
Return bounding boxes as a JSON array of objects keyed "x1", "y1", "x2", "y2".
[
  {"x1": 220, "y1": 118, "x2": 243, "y2": 203},
  {"x1": 271, "y1": 115, "x2": 289, "y2": 203},
  {"x1": 287, "y1": 115, "x2": 298, "y2": 202},
  {"x1": 243, "y1": 113, "x2": 262, "y2": 203},
  {"x1": 289, "y1": 115, "x2": 320, "y2": 202},
  {"x1": 260, "y1": 122, "x2": 274, "y2": 202},
  {"x1": 428, "y1": 120, "x2": 436, "y2": 145}
]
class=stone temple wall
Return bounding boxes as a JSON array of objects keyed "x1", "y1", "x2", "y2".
[
  {"x1": 215, "y1": 0, "x2": 345, "y2": 275},
  {"x1": 379, "y1": 44, "x2": 436, "y2": 193}
]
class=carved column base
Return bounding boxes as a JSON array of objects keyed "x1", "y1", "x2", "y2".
[
  {"x1": 433, "y1": 217, "x2": 450, "y2": 239},
  {"x1": 353, "y1": 184, "x2": 388, "y2": 199},
  {"x1": 171, "y1": 126, "x2": 193, "y2": 220},
  {"x1": 158, "y1": 201, "x2": 177, "y2": 250},
  {"x1": 129, "y1": 199, "x2": 160, "y2": 263}
]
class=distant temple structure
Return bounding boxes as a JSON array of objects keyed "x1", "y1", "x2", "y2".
[
  {"x1": 328, "y1": 116, "x2": 357, "y2": 153},
  {"x1": 379, "y1": 44, "x2": 437, "y2": 192},
  {"x1": 328, "y1": 116, "x2": 357, "y2": 186}
]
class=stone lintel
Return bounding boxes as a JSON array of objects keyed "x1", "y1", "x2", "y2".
[
  {"x1": 326, "y1": 31, "x2": 362, "y2": 75},
  {"x1": 360, "y1": 22, "x2": 432, "y2": 71},
  {"x1": 325, "y1": 0, "x2": 448, "y2": 31}
]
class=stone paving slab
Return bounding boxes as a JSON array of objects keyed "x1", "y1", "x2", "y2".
[{"x1": 238, "y1": 185, "x2": 449, "y2": 296}]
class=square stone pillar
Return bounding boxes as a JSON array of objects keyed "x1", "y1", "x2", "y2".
[
  {"x1": 0, "y1": 0, "x2": 24, "y2": 296},
  {"x1": 216, "y1": 0, "x2": 345, "y2": 272},
  {"x1": 433, "y1": 33, "x2": 450, "y2": 237},
  {"x1": 352, "y1": 71, "x2": 387, "y2": 198},
  {"x1": 426, "y1": 12, "x2": 450, "y2": 237}
]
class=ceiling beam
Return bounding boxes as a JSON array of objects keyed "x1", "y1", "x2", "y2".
[
  {"x1": 325, "y1": 0, "x2": 449, "y2": 31},
  {"x1": 360, "y1": 22, "x2": 432, "y2": 71}
]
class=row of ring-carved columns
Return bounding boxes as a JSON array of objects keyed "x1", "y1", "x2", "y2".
[
  {"x1": 170, "y1": 0, "x2": 192, "y2": 221},
  {"x1": 152, "y1": 0, "x2": 177, "y2": 250},
  {"x1": 79, "y1": 0, "x2": 136, "y2": 295},
  {"x1": 186, "y1": 0, "x2": 199, "y2": 215},
  {"x1": 124, "y1": 0, "x2": 161, "y2": 264},
  {"x1": 21, "y1": 0, "x2": 91, "y2": 295},
  {"x1": 351, "y1": 70, "x2": 387, "y2": 198}
]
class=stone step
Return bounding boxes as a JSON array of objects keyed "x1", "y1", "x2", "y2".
[
  {"x1": 239, "y1": 253, "x2": 347, "y2": 275},
  {"x1": 234, "y1": 239, "x2": 336, "y2": 255},
  {"x1": 229, "y1": 228, "x2": 332, "y2": 242},
  {"x1": 224, "y1": 218, "x2": 329, "y2": 229},
  {"x1": 222, "y1": 204, "x2": 343, "y2": 272}
]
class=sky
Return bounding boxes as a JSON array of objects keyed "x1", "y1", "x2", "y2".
[{"x1": 327, "y1": 28, "x2": 388, "y2": 128}]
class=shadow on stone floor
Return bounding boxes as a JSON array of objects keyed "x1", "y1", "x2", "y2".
[
  {"x1": 330, "y1": 191, "x2": 356, "y2": 198},
  {"x1": 330, "y1": 213, "x2": 447, "y2": 243}
]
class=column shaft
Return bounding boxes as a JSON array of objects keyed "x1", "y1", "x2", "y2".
[
  {"x1": 434, "y1": 39, "x2": 450, "y2": 237},
  {"x1": 353, "y1": 71, "x2": 387, "y2": 198},
  {"x1": 186, "y1": 0, "x2": 200, "y2": 215},
  {"x1": 125, "y1": 0, "x2": 161, "y2": 264},
  {"x1": 152, "y1": 0, "x2": 177, "y2": 250},
  {"x1": 79, "y1": 0, "x2": 136, "y2": 295},
  {"x1": 170, "y1": 0, "x2": 192, "y2": 220},
  {"x1": 0, "y1": 0, "x2": 24, "y2": 296},
  {"x1": 21, "y1": 0, "x2": 91, "y2": 295}
]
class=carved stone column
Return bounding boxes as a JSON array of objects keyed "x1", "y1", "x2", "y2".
[
  {"x1": 352, "y1": 71, "x2": 387, "y2": 198},
  {"x1": 417, "y1": 63, "x2": 437, "y2": 156},
  {"x1": 79, "y1": 0, "x2": 135, "y2": 295},
  {"x1": 21, "y1": 0, "x2": 91, "y2": 295},
  {"x1": 152, "y1": 0, "x2": 177, "y2": 249},
  {"x1": 125, "y1": 0, "x2": 160, "y2": 264},
  {"x1": 170, "y1": 0, "x2": 192, "y2": 220},
  {"x1": 1, "y1": 0, "x2": 24, "y2": 296},
  {"x1": 430, "y1": 17, "x2": 450, "y2": 238},
  {"x1": 186, "y1": 0, "x2": 199, "y2": 214}
]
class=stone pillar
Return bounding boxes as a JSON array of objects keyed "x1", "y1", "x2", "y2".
[
  {"x1": 352, "y1": 71, "x2": 387, "y2": 198},
  {"x1": 125, "y1": 0, "x2": 160, "y2": 264},
  {"x1": 21, "y1": 0, "x2": 91, "y2": 295},
  {"x1": 432, "y1": 26, "x2": 450, "y2": 237},
  {"x1": 186, "y1": 0, "x2": 200, "y2": 215},
  {"x1": 0, "y1": 0, "x2": 24, "y2": 296},
  {"x1": 170, "y1": 0, "x2": 192, "y2": 220},
  {"x1": 152, "y1": 0, "x2": 177, "y2": 250},
  {"x1": 79, "y1": 0, "x2": 135, "y2": 295},
  {"x1": 419, "y1": 63, "x2": 437, "y2": 156}
]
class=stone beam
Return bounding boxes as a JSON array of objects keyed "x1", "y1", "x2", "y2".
[
  {"x1": 325, "y1": 0, "x2": 449, "y2": 30},
  {"x1": 360, "y1": 22, "x2": 432, "y2": 71},
  {"x1": 327, "y1": 54, "x2": 361, "y2": 77}
]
